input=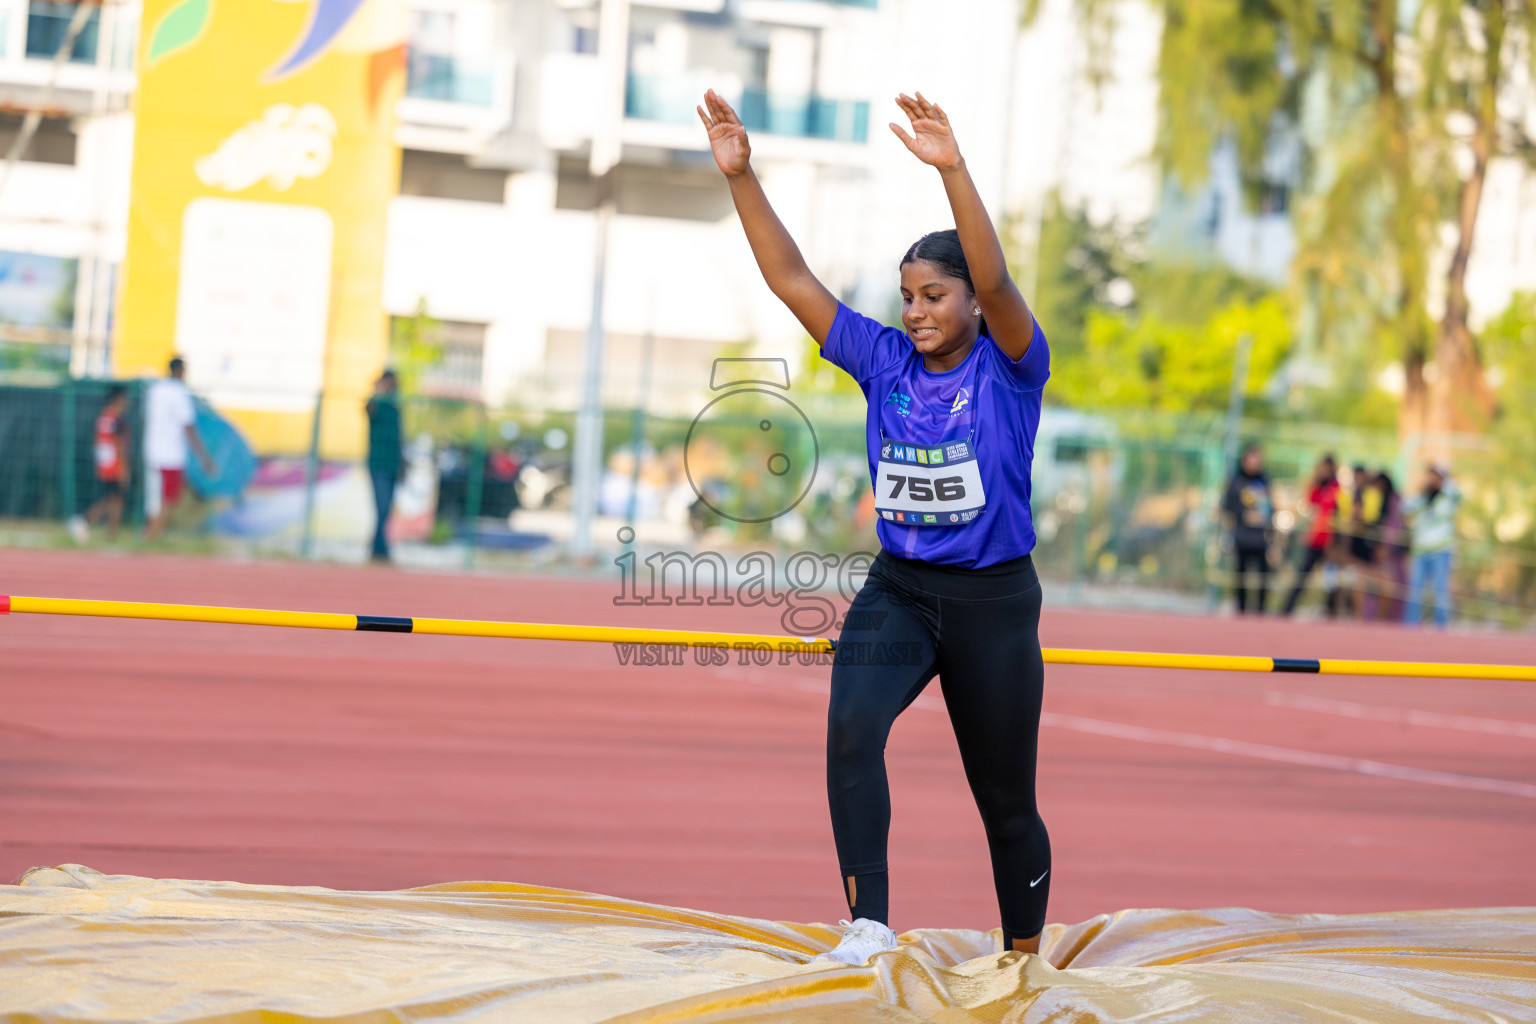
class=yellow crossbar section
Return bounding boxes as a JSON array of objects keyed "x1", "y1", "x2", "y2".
[{"x1": 5, "y1": 594, "x2": 1535, "y2": 680}]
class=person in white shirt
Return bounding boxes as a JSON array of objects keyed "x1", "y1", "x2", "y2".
[
  {"x1": 144, "y1": 356, "x2": 214, "y2": 539},
  {"x1": 1402, "y1": 463, "x2": 1460, "y2": 627}
]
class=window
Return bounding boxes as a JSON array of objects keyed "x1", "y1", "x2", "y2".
[
  {"x1": 406, "y1": 8, "x2": 496, "y2": 106},
  {"x1": 390, "y1": 315, "x2": 486, "y2": 400},
  {"x1": 554, "y1": 158, "x2": 733, "y2": 221},
  {"x1": 26, "y1": 0, "x2": 99, "y2": 63},
  {"x1": 398, "y1": 150, "x2": 507, "y2": 203},
  {"x1": 0, "y1": 113, "x2": 77, "y2": 165},
  {"x1": 421, "y1": 319, "x2": 486, "y2": 400}
]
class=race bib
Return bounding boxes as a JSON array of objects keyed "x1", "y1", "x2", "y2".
[{"x1": 875, "y1": 439, "x2": 985, "y2": 526}]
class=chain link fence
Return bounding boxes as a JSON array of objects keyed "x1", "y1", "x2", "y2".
[{"x1": 4, "y1": 375, "x2": 1533, "y2": 628}]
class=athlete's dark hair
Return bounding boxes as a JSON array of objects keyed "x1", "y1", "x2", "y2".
[
  {"x1": 900, "y1": 229, "x2": 988, "y2": 337},
  {"x1": 105, "y1": 384, "x2": 127, "y2": 403}
]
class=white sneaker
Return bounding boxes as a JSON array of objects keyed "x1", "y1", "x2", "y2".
[
  {"x1": 814, "y1": 918, "x2": 898, "y2": 965},
  {"x1": 67, "y1": 515, "x2": 89, "y2": 544}
]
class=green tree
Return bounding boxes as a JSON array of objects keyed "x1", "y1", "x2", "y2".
[
  {"x1": 1050, "y1": 293, "x2": 1289, "y2": 412},
  {"x1": 1012, "y1": 191, "x2": 1144, "y2": 354},
  {"x1": 389, "y1": 298, "x2": 444, "y2": 397},
  {"x1": 1115, "y1": 0, "x2": 1536, "y2": 444},
  {"x1": 1012, "y1": 187, "x2": 1292, "y2": 413}
]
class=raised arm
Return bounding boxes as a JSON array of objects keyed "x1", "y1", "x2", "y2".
[
  {"x1": 889, "y1": 93, "x2": 1036, "y2": 361},
  {"x1": 699, "y1": 90, "x2": 838, "y2": 346}
]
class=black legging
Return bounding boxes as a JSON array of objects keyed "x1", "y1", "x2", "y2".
[
  {"x1": 828, "y1": 550, "x2": 1050, "y2": 944},
  {"x1": 1281, "y1": 545, "x2": 1335, "y2": 616},
  {"x1": 1233, "y1": 544, "x2": 1269, "y2": 613}
]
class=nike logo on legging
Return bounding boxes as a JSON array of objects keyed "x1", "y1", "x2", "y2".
[{"x1": 1029, "y1": 869, "x2": 1049, "y2": 887}]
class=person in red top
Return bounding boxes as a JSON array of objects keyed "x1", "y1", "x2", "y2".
[
  {"x1": 1281, "y1": 454, "x2": 1341, "y2": 616},
  {"x1": 82, "y1": 385, "x2": 130, "y2": 539}
]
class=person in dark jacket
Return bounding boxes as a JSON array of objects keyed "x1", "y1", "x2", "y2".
[
  {"x1": 1221, "y1": 443, "x2": 1274, "y2": 614},
  {"x1": 365, "y1": 370, "x2": 403, "y2": 563}
]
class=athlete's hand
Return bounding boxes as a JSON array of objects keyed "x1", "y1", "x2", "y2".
[
  {"x1": 889, "y1": 92, "x2": 962, "y2": 171},
  {"x1": 698, "y1": 89, "x2": 751, "y2": 177}
]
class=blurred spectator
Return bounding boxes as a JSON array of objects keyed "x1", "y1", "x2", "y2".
[
  {"x1": 1362, "y1": 470, "x2": 1406, "y2": 622},
  {"x1": 1342, "y1": 463, "x2": 1377, "y2": 619},
  {"x1": 366, "y1": 370, "x2": 403, "y2": 563},
  {"x1": 1403, "y1": 464, "x2": 1460, "y2": 627},
  {"x1": 1220, "y1": 442, "x2": 1274, "y2": 614},
  {"x1": 71, "y1": 385, "x2": 131, "y2": 542},
  {"x1": 1281, "y1": 454, "x2": 1341, "y2": 617},
  {"x1": 1375, "y1": 470, "x2": 1409, "y2": 621},
  {"x1": 144, "y1": 357, "x2": 214, "y2": 540}
]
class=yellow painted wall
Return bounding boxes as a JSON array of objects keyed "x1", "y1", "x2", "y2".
[{"x1": 115, "y1": 0, "x2": 404, "y2": 458}]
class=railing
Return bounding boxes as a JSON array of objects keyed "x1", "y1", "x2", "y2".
[
  {"x1": 25, "y1": 0, "x2": 99, "y2": 63},
  {"x1": 5, "y1": 375, "x2": 1533, "y2": 626},
  {"x1": 406, "y1": 53, "x2": 497, "y2": 107},
  {"x1": 626, "y1": 76, "x2": 869, "y2": 144}
]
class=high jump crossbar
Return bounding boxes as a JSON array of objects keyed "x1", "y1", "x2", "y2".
[{"x1": 3, "y1": 594, "x2": 1533, "y2": 682}]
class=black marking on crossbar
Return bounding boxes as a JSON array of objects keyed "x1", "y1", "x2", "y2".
[
  {"x1": 356, "y1": 615, "x2": 413, "y2": 633},
  {"x1": 1272, "y1": 658, "x2": 1321, "y2": 673}
]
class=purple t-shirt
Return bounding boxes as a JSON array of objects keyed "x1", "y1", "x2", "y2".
[{"x1": 822, "y1": 303, "x2": 1050, "y2": 568}]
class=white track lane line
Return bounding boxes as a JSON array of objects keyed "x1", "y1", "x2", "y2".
[
  {"x1": 1265, "y1": 691, "x2": 1536, "y2": 740},
  {"x1": 1037, "y1": 712, "x2": 1536, "y2": 801},
  {"x1": 716, "y1": 668, "x2": 1536, "y2": 800}
]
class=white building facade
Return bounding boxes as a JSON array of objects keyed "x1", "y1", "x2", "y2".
[
  {"x1": 383, "y1": 0, "x2": 1039, "y2": 415},
  {"x1": 7, "y1": 0, "x2": 1535, "y2": 413},
  {"x1": 0, "y1": 0, "x2": 137, "y2": 380}
]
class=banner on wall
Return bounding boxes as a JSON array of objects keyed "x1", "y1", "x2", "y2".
[{"x1": 114, "y1": 0, "x2": 405, "y2": 457}]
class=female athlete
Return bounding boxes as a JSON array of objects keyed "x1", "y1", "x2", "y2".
[{"x1": 699, "y1": 89, "x2": 1051, "y2": 964}]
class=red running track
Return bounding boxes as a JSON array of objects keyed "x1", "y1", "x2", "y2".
[{"x1": 2, "y1": 549, "x2": 1534, "y2": 930}]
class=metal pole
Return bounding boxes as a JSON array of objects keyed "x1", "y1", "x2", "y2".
[
  {"x1": 463, "y1": 410, "x2": 486, "y2": 569},
  {"x1": 1222, "y1": 333, "x2": 1253, "y2": 473},
  {"x1": 569, "y1": 194, "x2": 612, "y2": 560},
  {"x1": 569, "y1": 0, "x2": 630, "y2": 560},
  {"x1": 1213, "y1": 333, "x2": 1253, "y2": 609},
  {"x1": 623, "y1": 310, "x2": 655, "y2": 538},
  {"x1": 60, "y1": 382, "x2": 78, "y2": 521},
  {"x1": 299, "y1": 391, "x2": 323, "y2": 558}
]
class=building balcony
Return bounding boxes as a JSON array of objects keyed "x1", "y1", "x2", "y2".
[
  {"x1": 626, "y1": 75, "x2": 868, "y2": 144},
  {"x1": 406, "y1": 53, "x2": 496, "y2": 106},
  {"x1": 535, "y1": 55, "x2": 870, "y2": 166},
  {"x1": 397, "y1": 51, "x2": 514, "y2": 149}
]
